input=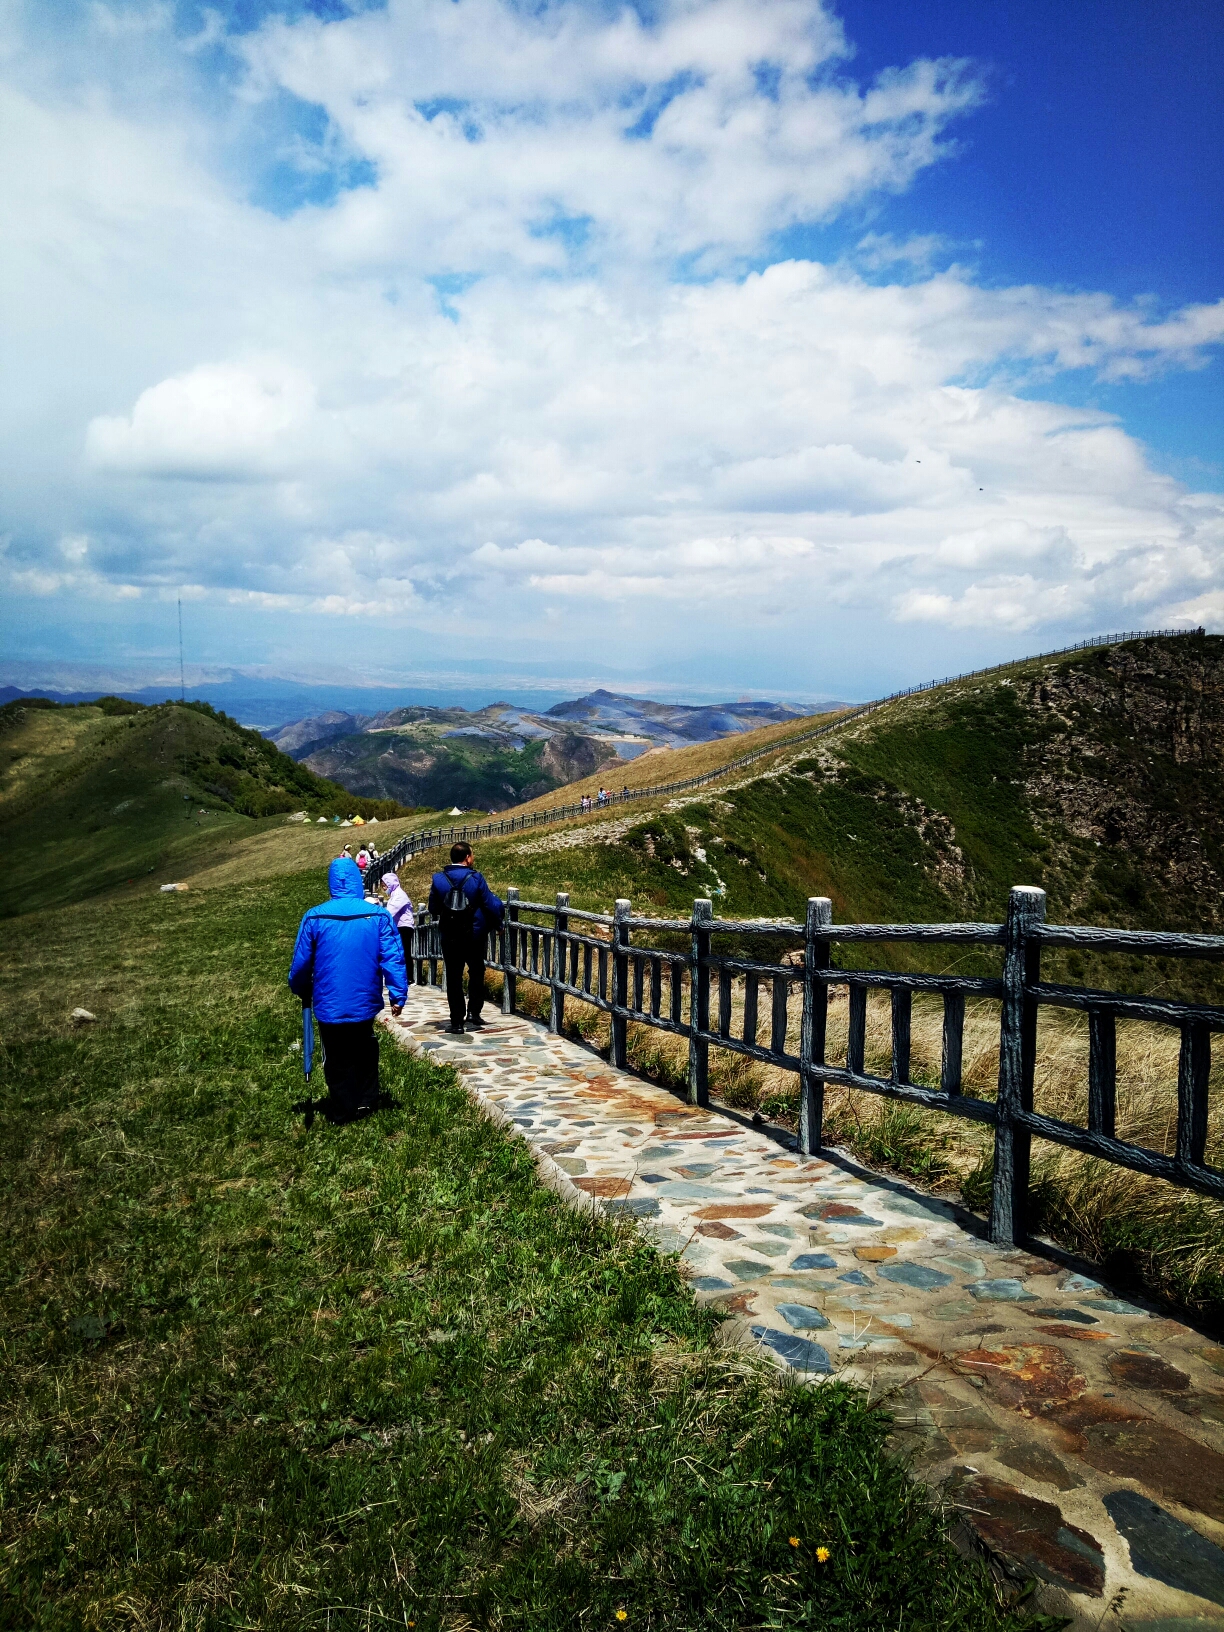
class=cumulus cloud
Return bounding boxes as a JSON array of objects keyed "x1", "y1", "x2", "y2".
[
  {"x1": 0, "y1": 0, "x2": 1221, "y2": 678},
  {"x1": 86, "y1": 363, "x2": 317, "y2": 478},
  {"x1": 240, "y1": 0, "x2": 981, "y2": 270}
]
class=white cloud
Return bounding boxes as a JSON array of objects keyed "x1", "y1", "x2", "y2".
[
  {"x1": 0, "y1": 0, "x2": 1221, "y2": 678},
  {"x1": 86, "y1": 363, "x2": 317, "y2": 478},
  {"x1": 240, "y1": 0, "x2": 981, "y2": 271},
  {"x1": 895, "y1": 579, "x2": 1090, "y2": 633}
]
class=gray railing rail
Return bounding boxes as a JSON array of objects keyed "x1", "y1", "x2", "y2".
[
  {"x1": 369, "y1": 628, "x2": 1199, "y2": 879},
  {"x1": 405, "y1": 881, "x2": 1223, "y2": 1245}
]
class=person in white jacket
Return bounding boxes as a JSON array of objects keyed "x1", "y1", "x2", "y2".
[{"x1": 381, "y1": 871, "x2": 415, "y2": 987}]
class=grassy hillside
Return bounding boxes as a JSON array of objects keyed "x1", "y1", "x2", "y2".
[
  {"x1": 508, "y1": 707, "x2": 845, "y2": 816},
  {"x1": 0, "y1": 698, "x2": 427, "y2": 919},
  {"x1": 441, "y1": 634, "x2": 1224, "y2": 949}
]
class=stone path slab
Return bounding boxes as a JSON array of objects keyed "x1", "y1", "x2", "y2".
[{"x1": 387, "y1": 989, "x2": 1224, "y2": 1629}]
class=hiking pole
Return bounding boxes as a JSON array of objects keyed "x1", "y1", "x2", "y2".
[{"x1": 302, "y1": 1004, "x2": 314, "y2": 1084}]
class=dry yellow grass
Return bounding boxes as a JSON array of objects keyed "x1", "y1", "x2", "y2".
[
  {"x1": 162, "y1": 810, "x2": 444, "y2": 893},
  {"x1": 505, "y1": 640, "x2": 1109, "y2": 825},
  {"x1": 0, "y1": 706, "x2": 125, "y2": 809},
  {"x1": 504, "y1": 707, "x2": 847, "y2": 817}
]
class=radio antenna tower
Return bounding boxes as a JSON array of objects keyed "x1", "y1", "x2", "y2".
[{"x1": 178, "y1": 598, "x2": 185, "y2": 702}]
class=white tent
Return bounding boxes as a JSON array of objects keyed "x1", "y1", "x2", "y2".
[{"x1": 449, "y1": 807, "x2": 463, "y2": 815}]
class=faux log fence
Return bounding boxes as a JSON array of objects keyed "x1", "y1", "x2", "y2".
[
  {"x1": 408, "y1": 884, "x2": 1224, "y2": 1247},
  {"x1": 372, "y1": 627, "x2": 1199, "y2": 880}
]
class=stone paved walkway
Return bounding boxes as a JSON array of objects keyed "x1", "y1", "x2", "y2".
[{"x1": 387, "y1": 988, "x2": 1224, "y2": 1629}]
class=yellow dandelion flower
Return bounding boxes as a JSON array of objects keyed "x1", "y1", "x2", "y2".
[
  {"x1": 816, "y1": 1546, "x2": 831, "y2": 1564},
  {"x1": 788, "y1": 1536, "x2": 800, "y2": 1548},
  {"x1": 615, "y1": 1611, "x2": 628, "y2": 1623}
]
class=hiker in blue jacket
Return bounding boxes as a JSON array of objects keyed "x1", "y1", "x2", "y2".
[
  {"x1": 288, "y1": 855, "x2": 408, "y2": 1121},
  {"x1": 427, "y1": 842, "x2": 504, "y2": 1033}
]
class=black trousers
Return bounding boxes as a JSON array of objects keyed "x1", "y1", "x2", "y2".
[
  {"x1": 398, "y1": 928, "x2": 416, "y2": 985},
  {"x1": 318, "y1": 1019, "x2": 380, "y2": 1116},
  {"x1": 442, "y1": 939, "x2": 486, "y2": 1026}
]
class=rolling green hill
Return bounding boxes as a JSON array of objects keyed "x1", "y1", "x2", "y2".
[
  {"x1": 0, "y1": 697, "x2": 423, "y2": 918},
  {"x1": 395, "y1": 633, "x2": 1224, "y2": 984}
]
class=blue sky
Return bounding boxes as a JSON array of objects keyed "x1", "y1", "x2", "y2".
[
  {"x1": 1, "y1": 0, "x2": 1221, "y2": 702},
  {"x1": 840, "y1": 0, "x2": 1223, "y2": 485}
]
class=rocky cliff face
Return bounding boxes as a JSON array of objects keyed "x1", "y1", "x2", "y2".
[
  {"x1": 1019, "y1": 636, "x2": 1224, "y2": 929},
  {"x1": 539, "y1": 732, "x2": 619, "y2": 786},
  {"x1": 651, "y1": 633, "x2": 1224, "y2": 946}
]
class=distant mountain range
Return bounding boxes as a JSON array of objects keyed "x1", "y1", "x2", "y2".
[
  {"x1": 544, "y1": 689, "x2": 807, "y2": 745},
  {"x1": 267, "y1": 689, "x2": 808, "y2": 812}
]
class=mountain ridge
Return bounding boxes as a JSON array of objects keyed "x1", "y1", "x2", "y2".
[{"x1": 270, "y1": 690, "x2": 809, "y2": 811}]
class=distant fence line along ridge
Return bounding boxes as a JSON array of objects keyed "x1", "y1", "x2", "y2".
[{"x1": 375, "y1": 627, "x2": 1199, "y2": 878}]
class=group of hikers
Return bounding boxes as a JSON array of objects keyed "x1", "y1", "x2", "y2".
[
  {"x1": 579, "y1": 786, "x2": 625, "y2": 812},
  {"x1": 287, "y1": 842, "x2": 504, "y2": 1122},
  {"x1": 341, "y1": 840, "x2": 380, "y2": 873}
]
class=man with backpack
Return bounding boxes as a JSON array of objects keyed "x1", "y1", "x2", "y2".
[{"x1": 427, "y1": 842, "x2": 504, "y2": 1033}]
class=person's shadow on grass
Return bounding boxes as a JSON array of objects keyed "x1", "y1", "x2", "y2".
[{"x1": 292, "y1": 1094, "x2": 401, "y2": 1129}]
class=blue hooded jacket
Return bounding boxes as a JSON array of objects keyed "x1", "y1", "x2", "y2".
[{"x1": 288, "y1": 857, "x2": 408, "y2": 1023}]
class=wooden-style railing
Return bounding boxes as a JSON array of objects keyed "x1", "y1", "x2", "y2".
[
  {"x1": 407, "y1": 883, "x2": 1224, "y2": 1247},
  {"x1": 371, "y1": 628, "x2": 1198, "y2": 878}
]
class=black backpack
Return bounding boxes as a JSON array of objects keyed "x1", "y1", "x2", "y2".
[{"x1": 441, "y1": 867, "x2": 474, "y2": 923}]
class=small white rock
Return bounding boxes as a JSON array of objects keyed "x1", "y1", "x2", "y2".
[{"x1": 70, "y1": 1008, "x2": 97, "y2": 1025}]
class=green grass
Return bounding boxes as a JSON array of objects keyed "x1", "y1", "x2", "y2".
[
  {"x1": 0, "y1": 700, "x2": 424, "y2": 920},
  {"x1": 0, "y1": 874, "x2": 1052, "y2": 1630}
]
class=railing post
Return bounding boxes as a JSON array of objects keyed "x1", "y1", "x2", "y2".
[
  {"x1": 611, "y1": 899, "x2": 631, "y2": 1067},
  {"x1": 991, "y1": 885, "x2": 1046, "y2": 1245},
  {"x1": 688, "y1": 898, "x2": 712, "y2": 1106},
  {"x1": 799, "y1": 897, "x2": 832, "y2": 1155},
  {"x1": 502, "y1": 887, "x2": 519, "y2": 1015},
  {"x1": 550, "y1": 891, "x2": 569, "y2": 1034}
]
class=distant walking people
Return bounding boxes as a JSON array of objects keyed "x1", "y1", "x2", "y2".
[
  {"x1": 381, "y1": 870, "x2": 416, "y2": 986},
  {"x1": 356, "y1": 846, "x2": 370, "y2": 874},
  {"x1": 288, "y1": 856, "x2": 407, "y2": 1122},
  {"x1": 428, "y1": 842, "x2": 504, "y2": 1033}
]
